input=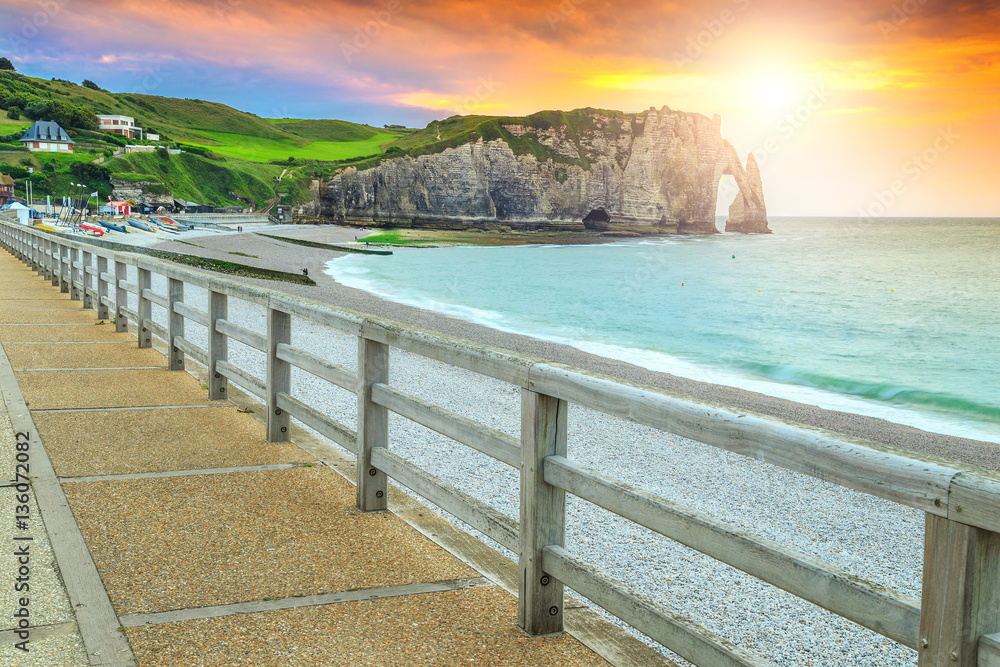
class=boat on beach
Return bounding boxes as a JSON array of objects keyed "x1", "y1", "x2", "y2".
[
  {"x1": 127, "y1": 219, "x2": 156, "y2": 232},
  {"x1": 99, "y1": 220, "x2": 128, "y2": 233}
]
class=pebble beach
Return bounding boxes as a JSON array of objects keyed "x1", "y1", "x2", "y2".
[{"x1": 140, "y1": 223, "x2": 1000, "y2": 666}]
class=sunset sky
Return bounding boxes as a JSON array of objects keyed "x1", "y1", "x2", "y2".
[{"x1": 2, "y1": 0, "x2": 997, "y2": 217}]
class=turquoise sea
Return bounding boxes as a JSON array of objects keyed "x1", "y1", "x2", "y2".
[{"x1": 327, "y1": 217, "x2": 1000, "y2": 443}]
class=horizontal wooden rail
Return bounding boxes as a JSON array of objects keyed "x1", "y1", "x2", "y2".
[
  {"x1": 143, "y1": 318, "x2": 168, "y2": 343},
  {"x1": 275, "y1": 392, "x2": 357, "y2": 454},
  {"x1": 216, "y1": 360, "x2": 266, "y2": 400},
  {"x1": 141, "y1": 288, "x2": 168, "y2": 309},
  {"x1": 119, "y1": 305, "x2": 139, "y2": 326},
  {"x1": 528, "y1": 364, "x2": 961, "y2": 519},
  {"x1": 371, "y1": 383, "x2": 520, "y2": 468},
  {"x1": 99, "y1": 271, "x2": 115, "y2": 284},
  {"x1": 172, "y1": 302, "x2": 209, "y2": 328},
  {"x1": 216, "y1": 319, "x2": 266, "y2": 352},
  {"x1": 544, "y1": 455, "x2": 921, "y2": 647},
  {"x1": 117, "y1": 279, "x2": 138, "y2": 294},
  {"x1": 275, "y1": 343, "x2": 356, "y2": 394},
  {"x1": 174, "y1": 336, "x2": 208, "y2": 367},
  {"x1": 542, "y1": 546, "x2": 771, "y2": 667},
  {"x1": 371, "y1": 447, "x2": 519, "y2": 552}
]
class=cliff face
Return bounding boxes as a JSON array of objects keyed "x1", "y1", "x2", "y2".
[
  {"x1": 300, "y1": 107, "x2": 769, "y2": 235},
  {"x1": 725, "y1": 153, "x2": 770, "y2": 233}
]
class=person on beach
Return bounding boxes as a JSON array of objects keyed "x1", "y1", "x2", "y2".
[{"x1": 302, "y1": 268, "x2": 309, "y2": 276}]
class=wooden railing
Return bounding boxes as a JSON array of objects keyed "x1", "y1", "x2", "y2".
[{"x1": 4, "y1": 219, "x2": 1000, "y2": 666}]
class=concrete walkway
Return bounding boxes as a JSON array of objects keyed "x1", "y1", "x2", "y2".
[{"x1": 0, "y1": 251, "x2": 626, "y2": 666}]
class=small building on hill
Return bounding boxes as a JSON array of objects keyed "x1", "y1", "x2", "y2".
[
  {"x1": 102, "y1": 201, "x2": 132, "y2": 216},
  {"x1": 0, "y1": 174, "x2": 14, "y2": 205},
  {"x1": 97, "y1": 115, "x2": 141, "y2": 140},
  {"x1": 20, "y1": 121, "x2": 74, "y2": 153}
]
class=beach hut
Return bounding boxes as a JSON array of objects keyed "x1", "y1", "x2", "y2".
[
  {"x1": 7, "y1": 202, "x2": 31, "y2": 224},
  {"x1": 107, "y1": 201, "x2": 131, "y2": 216}
]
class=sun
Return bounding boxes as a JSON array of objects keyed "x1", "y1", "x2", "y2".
[{"x1": 749, "y1": 72, "x2": 803, "y2": 112}]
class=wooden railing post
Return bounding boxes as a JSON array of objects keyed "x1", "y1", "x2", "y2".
[
  {"x1": 918, "y1": 514, "x2": 1000, "y2": 666},
  {"x1": 81, "y1": 250, "x2": 93, "y2": 309},
  {"x1": 137, "y1": 268, "x2": 151, "y2": 348},
  {"x1": 49, "y1": 241, "x2": 59, "y2": 286},
  {"x1": 167, "y1": 278, "x2": 184, "y2": 371},
  {"x1": 96, "y1": 256, "x2": 109, "y2": 320},
  {"x1": 207, "y1": 290, "x2": 229, "y2": 401},
  {"x1": 519, "y1": 389, "x2": 568, "y2": 635},
  {"x1": 266, "y1": 307, "x2": 291, "y2": 442},
  {"x1": 69, "y1": 247, "x2": 80, "y2": 301},
  {"x1": 61, "y1": 245, "x2": 71, "y2": 293},
  {"x1": 43, "y1": 239, "x2": 53, "y2": 283},
  {"x1": 114, "y1": 261, "x2": 128, "y2": 333},
  {"x1": 357, "y1": 336, "x2": 388, "y2": 511}
]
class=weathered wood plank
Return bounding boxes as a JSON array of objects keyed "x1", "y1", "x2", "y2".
[
  {"x1": 950, "y1": 473, "x2": 1000, "y2": 534},
  {"x1": 266, "y1": 308, "x2": 291, "y2": 442},
  {"x1": 544, "y1": 455, "x2": 921, "y2": 647},
  {"x1": 142, "y1": 318, "x2": 168, "y2": 344},
  {"x1": 215, "y1": 318, "x2": 267, "y2": 352},
  {"x1": 919, "y1": 514, "x2": 1000, "y2": 667},
  {"x1": 519, "y1": 389, "x2": 567, "y2": 635},
  {"x1": 216, "y1": 359, "x2": 266, "y2": 400},
  {"x1": 114, "y1": 261, "x2": 128, "y2": 333},
  {"x1": 371, "y1": 447, "x2": 519, "y2": 552},
  {"x1": 96, "y1": 256, "x2": 109, "y2": 319},
  {"x1": 357, "y1": 337, "x2": 388, "y2": 511},
  {"x1": 140, "y1": 288, "x2": 168, "y2": 309},
  {"x1": 174, "y1": 336, "x2": 208, "y2": 367},
  {"x1": 542, "y1": 546, "x2": 771, "y2": 667},
  {"x1": 275, "y1": 343, "x2": 356, "y2": 393},
  {"x1": 371, "y1": 382, "x2": 520, "y2": 468},
  {"x1": 979, "y1": 633, "x2": 1000, "y2": 667},
  {"x1": 529, "y1": 363, "x2": 959, "y2": 516},
  {"x1": 167, "y1": 278, "x2": 185, "y2": 371},
  {"x1": 173, "y1": 301, "x2": 209, "y2": 328},
  {"x1": 275, "y1": 392, "x2": 357, "y2": 454},
  {"x1": 207, "y1": 291, "x2": 228, "y2": 401}
]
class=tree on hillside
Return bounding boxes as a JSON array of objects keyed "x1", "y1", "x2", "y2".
[
  {"x1": 6, "y1": 106, "x2": 20, "y2": 120},
  {"x1": 82, "y1": 79, "x2": 105, "y2": 91},
  {"x1": 0, "y1": 57, "x2": 14, "y2": 71}
]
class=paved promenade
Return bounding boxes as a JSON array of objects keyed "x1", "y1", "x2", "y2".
[{"x1": 0, "y1": 250, "x2": 625, "y2": 665}]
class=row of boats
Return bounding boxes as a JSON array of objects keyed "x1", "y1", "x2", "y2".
[{"x1": 34, "y1": 217, "x2": 194, "y2": 237}]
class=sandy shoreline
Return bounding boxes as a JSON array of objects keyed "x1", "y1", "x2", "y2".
[{"x1": 152, "y1": 224, "x2": 1000, "y2": 471}]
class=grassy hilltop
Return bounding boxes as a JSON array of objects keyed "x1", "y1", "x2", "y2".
[{"x1": 0, "y1": 64, "x2": 647, "y2": 211}]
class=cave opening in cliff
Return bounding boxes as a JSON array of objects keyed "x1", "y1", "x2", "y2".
[{"x1": 717, "y1": 174, "x2": 739, "y2": 220}]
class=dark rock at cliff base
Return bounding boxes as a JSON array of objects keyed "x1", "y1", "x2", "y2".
[
  {"x1": 725, "y1": 153, "x2": 771, "y2": 233},
  {"x1": 299, "y1": 107, "x2": 769, "y2": 235}
]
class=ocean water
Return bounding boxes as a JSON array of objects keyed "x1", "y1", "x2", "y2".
[{"x1": 327, "y1": 217, "x2": 1000, "y2": 443}]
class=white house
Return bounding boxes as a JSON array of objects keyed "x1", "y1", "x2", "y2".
[
  {"x1": 19, "y1": 121, "x2": 75, "y2": 153},
  {"x1": 97, "y1": 115, "x2": 142, "y2": 140}
]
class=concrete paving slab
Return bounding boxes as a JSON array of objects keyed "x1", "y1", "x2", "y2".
[
  {"x1": 64, "y1": 467, "x2": 478, "y2": 615},
  {"x1": 0, "y1": 312, "x2": 99, "y2": 325},
  {"x1": 0, "y1": 300, "x2": 85, "y2": 311},
  {"x1": 37, "y1": 405, "x2": 313, "y2": 477},
  {"x1": 124, "y1": 585, "x2": 609, "y2": 666},
  {"x1": 0, "y1": 624, "x2": 89, "y2": 667},
  {"x1": 0, "y1": 292, "x2": 75, "y2": 301},
  {"x1": 0, "y1": 324, "x2": 129, "y2": 342},
  {"x1": 16, "y1": 369, "x2": 211, "y2": 410},
  {"x1": 0, "y1": 410, "x2": 88, "y2": 666},
  {"x1": 4, "y1": 343, "x2": 164, "y2": 370}
]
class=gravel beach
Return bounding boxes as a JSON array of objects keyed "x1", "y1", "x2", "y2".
[{"x1": 142, "y1": 224, "x2": 999, "y2": 665}]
